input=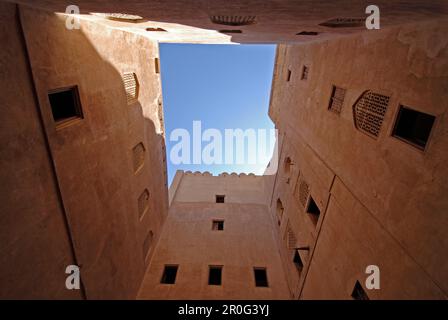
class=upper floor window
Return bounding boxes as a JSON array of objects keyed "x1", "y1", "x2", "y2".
[
  {"x1": 392, "y1": 105, "x2": 435, "y2": 150},
  {"x1": 216, "y1": 195, "x2": 225, "y2": 203}
]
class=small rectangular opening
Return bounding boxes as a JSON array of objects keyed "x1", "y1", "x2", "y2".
[
  {"x1": 286, "y1": 69, "x2": 292, "y2": 82},
  {"x1": 155, "y1": 57, "x2": 160, "y2": 74},
  {"x1": 48, "y1": 86, "x2": 83, "y2": 125},
  {"x1": 208, "y1": 266, "x2": 223, "y2": 285},
  {"x1": 301, "y1": 66, "x2": 308, "y2": 80},
  {"x1": 212, "y1": 220, "x2": 224, "y2": 231},
  {"x1": 160, "y1": 265, "x2": 178, "y2": 284},
  {"x1": 254, "y1": 268, "x2": 269, "y2": 287},
  {"x1": 306, "y1": 196, "x2": 320, "y2": 226},
  {"x1": 392, "y1": 105, "x2": 435, "y2": 150},
  {"x1": 351, "y1": 281, "x2": 369, "y2": 300},
  {"x1": 293, "y1": 251, "x2": 303, "y2": 273},
  {"x1": 216, "y1": 195, "x2": 225, "y2": 203},
  {"x1": 219, "y1": 29, "x2": 242, "y2": 34}
]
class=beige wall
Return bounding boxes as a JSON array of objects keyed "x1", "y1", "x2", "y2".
[
  {"x1": 0, "y1": 4, "x2": 168, "y2": 299},
  {"x1": 268, "y1": 18, "x2": 448, "y2": 299},
  {"x1": 171, "y1": 171, "x2": 269, "y2": 205},
  {"x1": 138, "y1": 172, "x2": 290, "y2": 299},
  {"x1": 0, "y1": 2, "x2": 82, "y2": 299}
]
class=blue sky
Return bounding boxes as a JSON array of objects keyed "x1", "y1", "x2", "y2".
[{"x1": 159, "y1": 44, "x2": 277, "y2": 185}]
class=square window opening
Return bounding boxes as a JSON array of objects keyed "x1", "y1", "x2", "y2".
[
  {"x1": 48, "y1": 86, "x2": 83, "y2": 124},
  {"x1": 212, "y1": 220, "x2": 224, "y2": 231},
  {"x1": 254, "y1": 268, "x2": 269, "y2": 287},
  {"x1": 208, "y1": 266, "x2": 223, "y2": 285},
  {"x1": 160, "y1": 265, "x2": 178, "y2": 284},
  {"x1": 392, "y1": 105, "x2": 435, "y2": 150},
  {"x1": 216, "y1": 195, "x2": 225, "y2": 203}
]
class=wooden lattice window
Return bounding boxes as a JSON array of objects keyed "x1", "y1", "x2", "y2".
[
  {"x1": 319, "y1": 17, "x2": 365, "y2": 28},
  {"x1": 328, "y1": 86, "x2": 346, "y2": 114},
  {"x1": 210, "y1": 15, "x2": 256, "y2": 26},
  {"x1": 297, "y1": 175, "x2": 310, "y2": 209},
  {"x1": 353, "y1": 91, "x2": 390, "y2": 138},
  {"x1": 132, "y1": 142, "x2": 145, "y2": 173},
  {"x1": 122, "y1": 72, "x2": 139, "y2": 105},
  {"x1": 138, "y1": 189, "x2": 150, "y2": 220}
]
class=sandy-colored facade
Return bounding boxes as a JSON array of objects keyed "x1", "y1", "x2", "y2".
[
  {"x1": 138, "y1": 171, "x2": 290, "y2": 299},
  {"x1": 0, "y1": 0, "x2": 447, "y2": 299}
]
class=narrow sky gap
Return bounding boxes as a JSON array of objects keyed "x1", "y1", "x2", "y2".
[{"x1": 160, "y1": 44, "x2": 277, "y2": 185}]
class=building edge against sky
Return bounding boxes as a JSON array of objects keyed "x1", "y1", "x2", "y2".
[{"x1": 0, "y1": 0, "x2": 447, "y2": 299}]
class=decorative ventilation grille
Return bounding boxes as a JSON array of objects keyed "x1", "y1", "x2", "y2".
[
  {"x1": 319, "y1": 17, "x2": 365, "y2": 28},
  {"x1": 328, "y1": 86, "x2": 346, "y2": 114},
  {"x1": 353, "y1": 91, "x2": 390, "y2": 137},
  {"x1": 122, "y1": 72, "x2": 139, "y2": 105},
  {"x1": 285, "y1": 222, "x2": 297, "y2": 250},
  {"x1": 210, "y1": 15, "x2": 256, "y2": 26},
  {"x1": 298, "y1": 176, "x2": 310, "y2": 208},
  {"x1": 132, "y1": 142, "x2": 145, "y2": 173},
  {"x1": 138, "y1": 189, "x2": 150, "y2": 219}
]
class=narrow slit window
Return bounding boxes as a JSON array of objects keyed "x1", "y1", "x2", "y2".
[
  {"x1": 212, "y1": 220, "x2": 224, "y2": 231},
  {"x1": 293, "y1": 251, "x2": 303, "y2": 273},
  {"x1": 351, "y1": 281, "x2": 369, "y2": 300},
  {"x1": 208, "y1": 266, "x2": 223, "y2": 285},
  {"x1": 392, "y1": 106, "x2": 435, "y2": 150},
  {"x1": 301, "y1": 66, "x2": 309, "y2": 80},
  {"x1": 48, "y1": 86, "x2": 83, "y2": 124},
  {"x1": 155, "y1": 57, "x2": 160, "y2": 74},
  {"x1": 254, "y1": 268, "x2": 269, "y2": 287},
  {"x1": 306, "y1": 196, "x2": 320, "y2": 226},
  {"x1": 160, "y1": 265, "x2": 178, "y2": 284},
  {"x1": 286, "y1": 69, "x2": 292, "y2": 82},
  {"x1": 216, "y1": 195, "x2": 225, "y2": 203}
]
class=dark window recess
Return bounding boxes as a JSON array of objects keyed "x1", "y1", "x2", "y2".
[
  {"x1": 216, "y1": 195, "x2": 225, "y2": 203},
  {"x1": 208, "y1": 266, "x2": 223, "y2": 285},
  {"x1": 392, "y1": 106, "x2": 435, "y2": 150},
  {"x1": 306, "y1": 196, "x2": 320, "y2": 226},
  {"x1": 161, "y1": 265, "x2": 178, "y2": 284},
  {"x1": 212, "y1": 220, "x2": 224, "y2": 231},
  {"x1": 293, "y1": 251, "x2": 303, "y2": 272},
  {"x1": 146, "y1": 27, "x2": 166, "y2": 32},
  {"x1": 286, "y1": 69, "x2": 292, "y2": 82},
  {"x1": 296, "y1": 31, "x2": 319, "y2": 36},
  {"x1": 219, "y1": 29, "x2": 242, "y2": 34},
  {"x1": 48, "y1": 86, "x2": 83, "y2": 123},
  {"x1": 351, "y1": 281, "x2": 369, "y2": 300},
  {"x1": 155, "y1": 58, "x2": 160, "y2": 74},
  {"x1": 254, "y1": 268, "x2": 269, "y2": 287}
]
